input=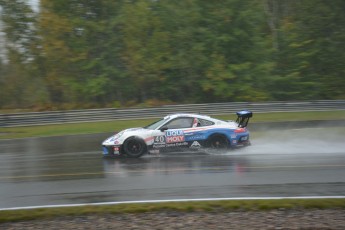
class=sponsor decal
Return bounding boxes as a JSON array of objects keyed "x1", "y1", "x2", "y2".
[
  {"x1": 190, "y1": 141, "x2": 201, "y2": 148},
  {"x1": 166, "y1": 136, "x2": 185, "y2": 143},
  {"x1": 152, "y1": 142, "x2": 189, "y2": 149},
  {"x1": 185, "y1": 135, "x2": 206, "y2": 141},
  {"x1": 166, "y1": 130, "x2": 184, "y2": 136},
  {"x1": 166, "y1": 142, "x2": 188, "y2": 147},
  {"x1": 153, "y1": 144, "x2": 166, "y2": 149},
  {"x1": 241, "y1": 136, "x2": 248, "y2": 141},
  {"x1": 166, "y1": 130, "x2": 185, "y2": 143}
]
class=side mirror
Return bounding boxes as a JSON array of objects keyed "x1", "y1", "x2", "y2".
[{"x1": 160, "y1": 126, "x2": 168, "y2": 132}]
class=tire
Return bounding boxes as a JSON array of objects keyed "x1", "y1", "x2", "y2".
[
  {"x1": 123, "y1": 137, "x2": 147, "y2": 158},
  {"x1": 207, "y1": 134, "x2": 229, "y2": 152}
]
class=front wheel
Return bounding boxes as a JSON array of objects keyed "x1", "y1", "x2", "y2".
[{"x1": 123, "y1": 137, "x2": 147, "y2": 158}]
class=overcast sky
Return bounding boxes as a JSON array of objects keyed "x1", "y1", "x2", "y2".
[{"x1": 28, "y1": 0, "x2": 39, "y2": 12}]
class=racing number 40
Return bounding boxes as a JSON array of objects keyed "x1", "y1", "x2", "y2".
[{"x1": 154, "y1": 136, "x2": 165, "y2": 143}]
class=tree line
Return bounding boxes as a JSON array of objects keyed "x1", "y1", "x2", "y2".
[{"x1": 0, "y1": 0, "x2": 344, "y2": 110}]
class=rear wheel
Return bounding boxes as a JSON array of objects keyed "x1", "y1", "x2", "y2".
[
  {"x1": 207, "y1": 134, "x2": 229, "y2": 152},
  {"x1": 123, "y1": 137, "x2": 147, "y2": 158}
]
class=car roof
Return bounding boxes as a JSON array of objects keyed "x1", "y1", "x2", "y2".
[{"x1": 164, "y1": 113, "x2": 212, "y2": 120}]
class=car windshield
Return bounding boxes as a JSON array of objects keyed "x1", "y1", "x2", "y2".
[{"x1": 144, "y1": 118, "x2": 168, "y2": 130}]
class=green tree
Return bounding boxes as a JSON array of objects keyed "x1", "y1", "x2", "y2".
[
  {"x1": 38, "y1": 0, "x2": 128, "y2": 107},
  {"x1": 138, "y1": 0, "x2": 273, "y2": 103},
  {"x1": 119, "y1": 0, "x2": 172, "y2": 103},
  {"x1": 194, "y1": 0, "x2": 273, "y2": 102},
  {"x1": 267, "y1": 0, "x2": 345, "y2": 100},
  {"x1": 155, "y1": 0, "x2": 209, "y2": 103},
  {"x1": 1, "y1": 0, "x2": 344, "y2": 110},
  {"x1": 292, "y1": 0, "x2": 345, "y2": 99},
  {"x1": 0, "y1": 0, "x2": 48, "y2": 108}
]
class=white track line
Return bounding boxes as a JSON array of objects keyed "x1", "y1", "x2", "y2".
[{"x1": 1, "y1": 196, "x2": 345, "y2": 211}]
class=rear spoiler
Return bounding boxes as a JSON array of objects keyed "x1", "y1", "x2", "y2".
[{"x1": 236, "y1": 110, "x2": 253, "y2": 128}]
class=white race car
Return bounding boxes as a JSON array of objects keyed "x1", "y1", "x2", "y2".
[{"x1": 102, "y1": 111, "x2": 252, "y2": 158}]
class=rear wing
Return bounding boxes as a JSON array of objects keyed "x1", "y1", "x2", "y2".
[{"x1": 236, "y1": 110, "x2": 253, "y2": 128}]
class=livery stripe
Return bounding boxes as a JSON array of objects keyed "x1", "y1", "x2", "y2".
[{"x1": 144, "y1": 137, "x2": 154, "y2": 142}]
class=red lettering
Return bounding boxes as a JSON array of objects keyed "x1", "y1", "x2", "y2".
[{"x1": 166, "y1": 136, "x2": 185, "y2": 143}]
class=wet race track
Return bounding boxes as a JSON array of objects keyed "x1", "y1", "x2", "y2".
[{"x1": 0, "y1": 128, "x2": 345, "y2": 209}]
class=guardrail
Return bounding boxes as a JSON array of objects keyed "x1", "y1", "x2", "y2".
[{"x1": 1, "y1": 100, "x2": 345, "y2": 127}]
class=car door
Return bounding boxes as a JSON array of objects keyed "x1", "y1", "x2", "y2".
[{"x1": 151, "y1": 117, "x2": 194, "y2": 150}]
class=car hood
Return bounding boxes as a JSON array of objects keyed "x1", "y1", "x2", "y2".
[{"x1": 102, "y1": 127, "x2": 149, "y2": 145}]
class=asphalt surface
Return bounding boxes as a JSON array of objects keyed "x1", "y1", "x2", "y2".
[{"x1": 0, "y1": 128, "x2": 345, "y2": 209}]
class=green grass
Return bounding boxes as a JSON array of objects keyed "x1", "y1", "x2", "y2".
[
  {"x1": 0, "y1": 198, "x2": 344, "y2": 223},
  {"x1": 0, "y1": 118, "x2": 158, "y2": 139},
  {"x1": 1, "y1": 110, "x2": 345, "y2": 139},
  {"x1": 217, "y1": 110, "x2": 345, "y2": 122}
]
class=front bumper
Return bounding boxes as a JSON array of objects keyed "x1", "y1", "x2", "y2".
[{"x1": 102, "y1": 145, "x2": 121, "y2": 156}]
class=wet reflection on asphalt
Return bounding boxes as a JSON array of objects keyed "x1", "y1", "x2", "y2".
[{"x1": 0, "y1": 129, "x2": 345, "y2": 209}]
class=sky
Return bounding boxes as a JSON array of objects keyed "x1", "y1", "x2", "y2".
[{"x1": 28, "y1": 0, "x2": 39, "y2": 12}]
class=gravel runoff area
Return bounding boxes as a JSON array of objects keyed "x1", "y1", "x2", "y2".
[{"x1": 1, "y1": 209, "x2": 345, "y2": 230}]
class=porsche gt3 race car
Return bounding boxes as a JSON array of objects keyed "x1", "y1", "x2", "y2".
[{"x1": 102, "y1": 111, "x2": 252, "y2": 158}]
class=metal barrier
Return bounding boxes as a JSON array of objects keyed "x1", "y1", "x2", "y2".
[{"x1": 1, "y1": 100, "x2": 345, "y2": 127}]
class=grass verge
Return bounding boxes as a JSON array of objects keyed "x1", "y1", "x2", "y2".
[
  {"x1": 1, "y1": 110, "x2": 345, "y2": 139},
  {"x1": 0, "y1": 198, "x2": 344, "y2": 223}
]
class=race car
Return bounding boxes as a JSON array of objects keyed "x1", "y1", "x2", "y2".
[{"x1": 102, "y1": 111, "x2": 252, "y2": 158}]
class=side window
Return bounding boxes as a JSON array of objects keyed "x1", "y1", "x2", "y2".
[
  {"x1": 198, "y1": 118, "x2": 215, "y2": 127},
  {"x1": 165, "y1": 117, "x2": 194, "y2": 129}
]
